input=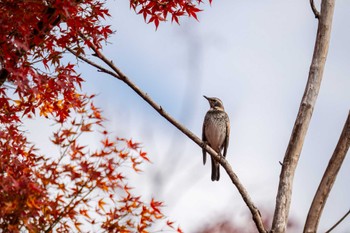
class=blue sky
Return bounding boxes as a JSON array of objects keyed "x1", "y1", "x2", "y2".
[{"x1": 28, "y1": 0, "x2": 350, "y2": 232}]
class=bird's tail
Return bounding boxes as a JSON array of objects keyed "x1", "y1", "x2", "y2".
[
  {"x1": 211, "y1": 156, "x2": 220, "y2": 181},
  {"x1": 202, "y1": 144, "x2": 207, "y2": 165}
]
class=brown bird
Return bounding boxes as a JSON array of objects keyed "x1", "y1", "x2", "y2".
[{"x1": 202, "y1": 96, "x2": 230, "y2": 181}]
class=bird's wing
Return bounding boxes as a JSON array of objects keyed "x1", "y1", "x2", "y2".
[
  {"x1": 223, "y1": 113, "x2": 230, "y2": 158},
  {"x1": 202, "y1": 115, "x2": 207, "y2": 165}
]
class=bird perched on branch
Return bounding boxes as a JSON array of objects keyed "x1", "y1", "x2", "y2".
[{"x1": 202, "y1": 96, "x2": 230, "y2": 181}]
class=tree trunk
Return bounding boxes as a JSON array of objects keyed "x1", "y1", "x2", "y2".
[{"x1": 271, "y1": 0, "x2": 336, "y2": 232}]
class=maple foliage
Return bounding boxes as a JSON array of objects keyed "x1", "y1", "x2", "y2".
[
  {"x1": 0, "y1": 0, "x2": 195, "y2": 232},
  {"x1": 1, "y1": 96, "x2": 181, "y2": 232},
  {"x1": 130, "y1": 0, "x2": 212, "y2": 28},
  {"x1": 0, "y1": 0, "x2": 111, "y2": 123}
]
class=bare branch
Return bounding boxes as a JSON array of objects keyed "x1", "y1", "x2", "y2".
[
  {"x1": 310, "y1": 0, "x2": 320, "y2": 19},
  {"x1": 303, "y1": 111, "x2": 350, "y2": 233},
  {"x1": 74, "y1": 43, "x2": 267, "y2": 233},
  {"x1": 271, "y1": 0, "x2": 336, "y2": 232},
  {"x1": 66, "y1": 47, "x2": 119, "y2": 79},
  {"x1": 325, "y1": 209, "x2": 350, "y2": 233}
]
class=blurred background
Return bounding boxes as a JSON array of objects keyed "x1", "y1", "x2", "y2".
[{"x1": 28, "y1": 0, "x2": 350, "y2": 232}]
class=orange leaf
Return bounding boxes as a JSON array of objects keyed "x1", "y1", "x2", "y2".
[
  {"x1": 139, "y1": 151, "x2": 150, "y2": 162},
  {"x1": 167, "y1": 220, "x2": 174, "y2": 228},
  {"x1": 81, "y1": 123, "x2": 92, "y2": 132},
  {"x1": 102, "y1": 138, "x2": 115, "y2": 147},
  {"x1": 150, "y1": 198, "x2": 162, "y2": 214},
  {"x1": 98, "y1": 199, "x2": 106, "y2": 211},
  {"x1": 26, "y1": 196, "x2": 40, "y2": 209},
  {"x1": 74, "y1": 221, "x2": 82, "y2": 231},
  {"x1": 127, "y1": 139, "x2": 140, "y2": 149},
  {"x1": 79, "y1": 209, "x2": 91, "y2": 219}
]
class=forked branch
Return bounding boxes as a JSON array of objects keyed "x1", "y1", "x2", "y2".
[
  {"x1": 304, "y1": 111, "x2": 350, "y2": 233},
  {"x1": 68, "y1": 45, "x2": 267, "y2": 233},
  {"x1": 310, "y1": 0, "x2": 320, "y2": 19}
]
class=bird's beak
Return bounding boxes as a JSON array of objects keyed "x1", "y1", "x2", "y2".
[{"x1": 203, "y1": 95, "x2": 210, "y2": 101}]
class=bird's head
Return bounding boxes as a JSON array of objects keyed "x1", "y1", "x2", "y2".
[{"x1": 204, "y1": 95, "x2": 225, "y2": 111}]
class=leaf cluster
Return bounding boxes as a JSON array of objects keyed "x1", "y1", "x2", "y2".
[{"x1": 130, "y1": 0, "x2": 211, "y2": 28}]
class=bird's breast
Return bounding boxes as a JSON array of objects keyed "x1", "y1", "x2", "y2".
[{"x1": 204, "y1": 111, "x2": 227, "y2": 152}]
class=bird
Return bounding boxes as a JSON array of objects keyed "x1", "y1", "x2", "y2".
[{"x1": 202, "y1": 95, "x2": 230, "y2": 181}]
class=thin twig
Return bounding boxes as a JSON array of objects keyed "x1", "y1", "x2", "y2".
[
  {"x1": 66, "y1": 47, "x2": 119, "y2": 79},
  {"x1": 310, "y1": 0, "x2": 320, "y2": 19},
  {"x1": 72, "y1": 42, "x2": 267, "y2": 233},
  {"x1": 45, "y1": 180, "x2": 97, "y2": 233},
  {"x1": 325, "y1": 209, "x2": 350, "y2": 233}
]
